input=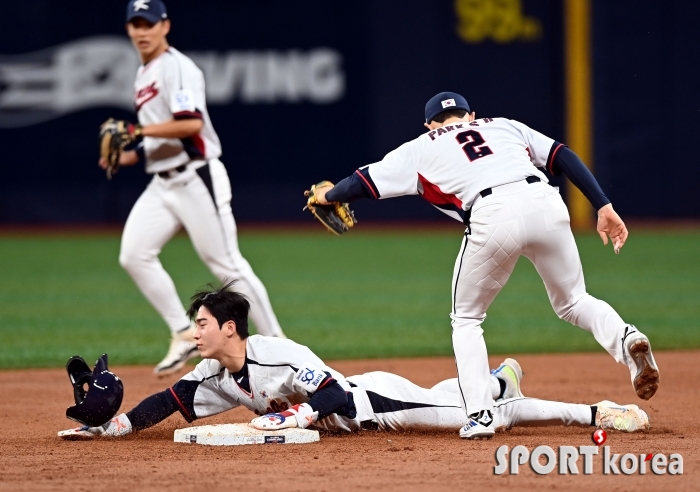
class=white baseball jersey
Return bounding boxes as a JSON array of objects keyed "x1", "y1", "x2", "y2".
[
  {"x1": 344, "y1": 115, "x2": 637, "y2": 430},
  {"x1": 134, "y1": 47, "x2": 222, "y2": 174},
  {"x1": 362, "y1": 118, "x2": 557, "y2": 221},
  {"x1": 170, "y1": 335, "x2": 361, "y2": 432},
  {"x1": 166, "y1": 335, "x2": 594, "y2": 433},
  {"x1": 122, "y1": 47, "x2": 285, "y2": 342}
]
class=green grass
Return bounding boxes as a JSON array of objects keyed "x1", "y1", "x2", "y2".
[{"x1": 0, "y1": 228, "x2": 698, "y2": 368}]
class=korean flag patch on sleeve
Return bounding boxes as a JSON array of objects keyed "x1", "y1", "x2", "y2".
[
  {"x1": 293, "y1": 364, "x2": 329, "y2": 394},
  {"x1": 170, "y1": 89, "x2": 196, "y2": 113}
]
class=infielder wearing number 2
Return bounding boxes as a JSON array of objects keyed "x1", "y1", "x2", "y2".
[
  {"x1": 98, "y1": 0, "x2": 285, "y2": 376},
  {"x1": 313, "y1": 92, "x2": 660, "y2": 439},
  {"x1": 68, "y1": 282, "x2": 649, "y2": 439}
]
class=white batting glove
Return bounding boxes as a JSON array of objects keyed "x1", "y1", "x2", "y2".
[
  {"x1": 60, "y1": 413, "x2": 132, "y2": 439},
  {"x1": 101, "y1": 413, "x2": 133, "y2": 436},
  {"x1": 86, "y1": 413, "x2": 133, "y2": 437},
  {"x1": 250, "y1": 403, "x2": 318, "y2": 431}
]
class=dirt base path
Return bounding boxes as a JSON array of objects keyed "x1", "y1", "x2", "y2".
[{"x1": 1, "y1": 351, "x2": 697, "y2": 491}]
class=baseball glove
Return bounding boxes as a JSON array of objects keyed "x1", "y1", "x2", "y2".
[
  {"x1": 303, "y1": 181, "x2": 357, "y2": 235},
  {"x1": 98, "y1": 118, "x2": 143, "y2": 180}
]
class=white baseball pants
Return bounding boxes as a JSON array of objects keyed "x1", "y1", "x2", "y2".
[
  {"x1": 451, "y1": 179, "x2": 630, "y2": 419},
  {"x1": 331, "y1": 372, "x2": 591, "y2": 432},
  {"x1": 119, "y1": 159, "x2": 284, "y2": 337}
]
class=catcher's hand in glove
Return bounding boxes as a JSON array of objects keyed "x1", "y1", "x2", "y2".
[
  {"x1": 99, "y1": 118, "x2": 143, "y2": 180},
  {"x1": 250, "y1": 403, "x2": 318, "y2": 431},
  {"x1": 303, "y1": 181, "x2": 357, "y2": 235},
  {"x1": 58, "y1": 413, "x2": 133, "y2": 439}
]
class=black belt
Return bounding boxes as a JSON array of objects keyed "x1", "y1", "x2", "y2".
[
  {"x1": 479, "y1": 175, "x2": 541, "y2": 198},
  {"x1": 464, "y1": 176, "x2": 542, "y2": 226},
  {"x1": 157, "y1": 164, "x2": 187, "y2": 179}
]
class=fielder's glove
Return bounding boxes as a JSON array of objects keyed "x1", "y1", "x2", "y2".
[
  {"x1": 303, "y1": 181, "x2": 357, "y2": 235},
  {"x1": 250, "y1": 403, "x2": 318, "y2": 431},
  {"x1": 99, "y1": 118, "x2": 143, "y2": 180}
]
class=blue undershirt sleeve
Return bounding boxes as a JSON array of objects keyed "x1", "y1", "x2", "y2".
[
  {"x1": 123, "y1": 139, "x2": 145, "y2": 166},
  {"x1": 125, "y1": 378, "x2": 201, "y2": 430},
  {"x1": 126, "y1": 389, "x2": 179, "y2": 431},
  {"x1": 325, "y1": 170, "x2": 375, "y2": 203},
  {"x1": 549, "y1": 144, "x2": 611, "y2": 211},
  {"x1": 134, "y1": 141, "x2": 145, "y2": 164},
  {"x1": 306, "y1": 379, "x2": 348, "y2": 420}
]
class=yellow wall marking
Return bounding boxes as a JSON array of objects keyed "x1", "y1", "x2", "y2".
[
  {"x1": 455, "y1": 0, "x2": 542, "y2": 43},
  {"x1": 565, "y1": 0, "x2": 594, "y2": 229}
]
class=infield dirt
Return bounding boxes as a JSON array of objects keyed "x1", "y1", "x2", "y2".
[{"x1": 1, "y1": 351, "x2": 697, "y2": 491}]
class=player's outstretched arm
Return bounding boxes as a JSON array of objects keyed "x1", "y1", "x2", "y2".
[
  {"x1": 318, "y1": 172, "x2": 374, "y2": 205},
  {"x1": 71, "y1": 388, "x2": 186, "y2": 438},
  {"x1": 251, "y1": 378, "x2": 349, "y2": 431},
  {"x1": 549, "y1": 146, "x2": 610, "y2": 211},
  {"x1": 548, "y1": 145, "x2": 628, "y2": 253},
  {"x1": 597, "y1": 204, "x2": 628, "y2": 253}
]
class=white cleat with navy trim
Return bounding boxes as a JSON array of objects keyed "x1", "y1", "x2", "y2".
[{"x1": 459, "y1": 410, "x2": 496, "y2": 440}]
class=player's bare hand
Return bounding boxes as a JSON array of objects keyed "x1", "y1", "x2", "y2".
[
  {"x1": 119, "y1": 150, "x2": 139, "y2": 166},
  {"x1": 99, "y1": 151, "x2": 137, "y2": 170},
  {"x1": 597, "y1": 204, "x2": 628, "y2": 254},
  {"x1": 314, "y1": 183, "x2": 334, "y2": 205}
]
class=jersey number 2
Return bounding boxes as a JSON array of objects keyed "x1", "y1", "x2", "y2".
[{"x1": 456, "y1": 130, "x2": 493, "y2": 161}]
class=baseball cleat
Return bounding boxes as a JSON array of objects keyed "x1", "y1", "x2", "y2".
[
  {"x1": 623, "y1": 328, "x2": 660, "y2": 400},
  {"x1": 459, "y1": 419, "x2": 495, "y2": 440},
  {"x1": 491, "y1": 358, "x2": 524, "y2": 400},
  {"x1": 459, "y1": 410, "x2": 495, "y2": 440},
  {"x1": 595, "y1": 400, "x2": 650, "y2": 432},
  {"x1": 154, "y1": 326, "x2": 199, "y2": 377}
]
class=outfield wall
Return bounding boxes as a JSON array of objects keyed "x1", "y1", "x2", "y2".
[{"x1": 0, "y1": 0, "x2": 697, "y2": 223}]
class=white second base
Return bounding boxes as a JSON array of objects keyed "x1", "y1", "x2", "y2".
[{"x1": 173, "y1": 423, "x2": 320, "y2": 446}]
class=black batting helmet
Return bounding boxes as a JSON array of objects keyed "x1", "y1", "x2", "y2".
[{"x1": 65, "y1": 354, "x2": 124, "y2": 427}]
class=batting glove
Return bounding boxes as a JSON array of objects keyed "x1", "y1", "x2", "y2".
[
  {"x1": 80, "y1": 413, "x2": 133, "y2": 437},
  {"x1": 250, "y1": 403, "x2": 318, "y2": 431}
]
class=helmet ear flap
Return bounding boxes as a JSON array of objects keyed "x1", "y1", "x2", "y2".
[{"x1": 66, "y1": 356, "x2": 93, "y2": 404}]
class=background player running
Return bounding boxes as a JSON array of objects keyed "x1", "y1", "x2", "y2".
[
  {"x1": 98, "y1": 0, "x2": 285, "y2": 376},
  {"x1": 68, "y1": 282, "x2": 649, "y2": 438},
  {"x1": 308, "y1": 91, "x2": 659, "y2": 439}
]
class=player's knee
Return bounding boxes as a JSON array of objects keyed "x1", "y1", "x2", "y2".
[
  {"x1": 552, "y1": 292, "x2": 589, "y2": 323},
  {"x1": 118, "y1": 249, "x2": 141, "y2": 272},
  {"x1": 553, "y1": 300, "x2": 579, "y2": 323}
]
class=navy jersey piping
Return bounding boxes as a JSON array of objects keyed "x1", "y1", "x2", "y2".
[{"x1": 246, "y1": 357, "x2": 299, "y2": 373}]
